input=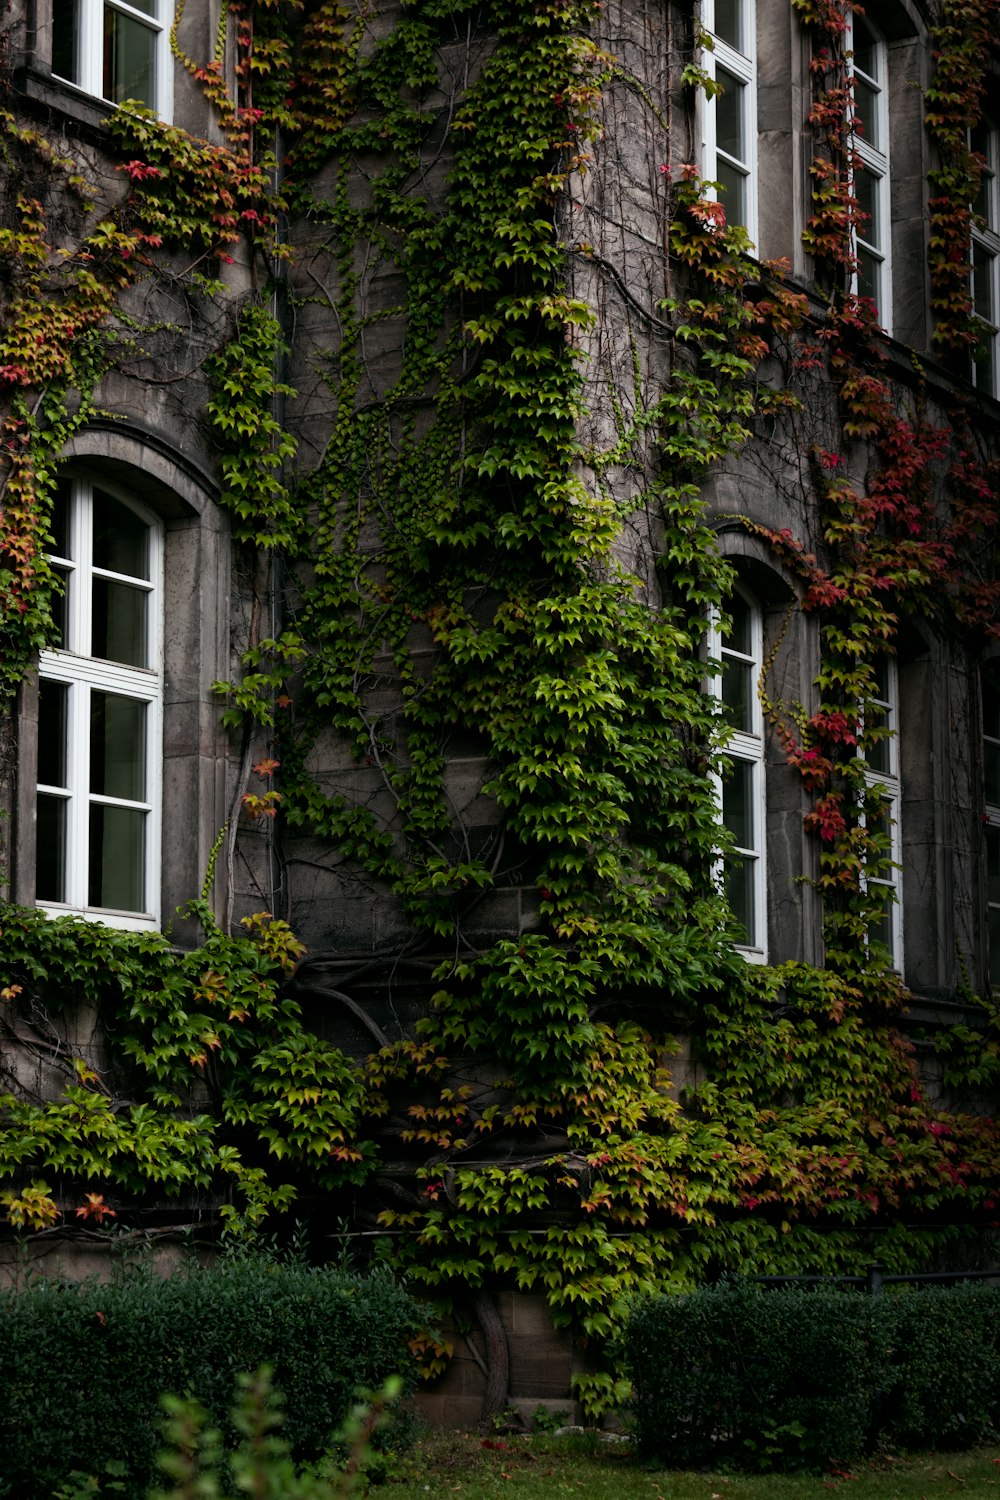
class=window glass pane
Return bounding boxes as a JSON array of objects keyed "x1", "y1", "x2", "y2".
[
  {"x1": 723, "y1": 760, "x2": 753, "y2": 848},
  {"x1": 986, "y1": 742, "x2": 1000, "y2": 807},
  {"x1": 90, "y1": 691, "x2": 146, "y2": 801},
  {"x1": 857, "y1": 244, "x2": 880, "y2": 307},
  {"x1": 103, "y1": 6, "x2": 156, "y2": 107},
  {"x1": 92, "y1": 578, "x2": 148, "y2": 667},
  {"x1": 715, "y1": 68, "x2": 744, "y2": 161},
  {"x1": 36, "y1": 795, "x2": 68, "y2": 903},
  {"x1": 974, "y1": 165, "x2": 992, "y2": 224},
  {"x1": 722, "y1": 657, "x2": 753, "y2": 733},
  {"x1": 984, "y1": 679, "x2": 1000, "y2": 742},
  {"x1": 50, "y1": 565, "x2": 71, "y2": 650},
  {"x1": 866, "y1": 702, "x2": 889, "y2": 775},
  {"x1": 852, "y1": 16, "x2": 878, "y2": 78},
  {"x1": 852, "y1": 77, "x2": 879, "y2": 149},
  {"x1": 715, "y1": 160, "x2": 746, "y2": 230},
  {"x1": 38, "y1": 680, "x2": 69, "y2": 788},
  {"x1": 89, "y1": 804, "x2": 146, "y2": 912},
  {"x1": 990, "y1": 905, "x2": 1000, "y2": 988},
  {"x1": 988, "y1": 826, "x2": 1000, "y2": 906},
  {"x1": 50, "y1": 481, "x2": 73, "y2": 560},
  {"x1": 92, "y1": 489, "x2": 150, "y2": 579},
  {"x1": 726, "y1": 853, "x2": 754, "y2": 943},
  {"x1": 726, "y1": 596, "x2": 751, "y2": 655},
  {"x1": 855, "y1": 168, "x2": 879, "y2": 247},
  {"x1": 712, "y1": 0, "x2": 742, "y2": 50},
  {"x1": 973, "y1": 243, "x2": 995, "y2": 323},
  {"x1": 51, "y1": 0, "x2": 80, "y2": 82},
  {"x1": 868, "y1": 886, "x2": 892, "y2": 952},
  {"x1": 973, "y1": 323, "x2": 996, "y2": 393}
]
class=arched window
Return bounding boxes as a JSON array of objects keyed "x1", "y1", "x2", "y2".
[
  {"x1": 702, "y1": 0, "x2": 757, "y2": 246},
  {"x1": 36, "y1": 474, "x2": 162, "y2": 929},
  {"x1": 709, "y1": 586, "x2": 766, "y2": 959}
]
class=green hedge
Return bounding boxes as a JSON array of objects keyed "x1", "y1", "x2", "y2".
[
  {"x1": 622, "y1": 1281, "x2": 1000, "y2": 1471},
  {"x1": 0, "y1": 1257, "x2": 423, "y2": 1499},
  {"x1": 879, "y1": 1284, "x2": 1000, "y2": 1450}
]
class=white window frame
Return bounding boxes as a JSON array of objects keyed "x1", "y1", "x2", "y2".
[
  {"x1": 701, "y1": 0, "x2": 758, "y2": 248},
  {"x1": 36, "y1": 476, "x2": 163, "y2": 931},
  {"x1": 708, "y1": 587, "x2": 767, "y2": 961},
  {"x1": 50, "y1": 0, "x2": 173, "y2": 120},
  {"x1": 847, "y1": 12, "x2": 891, "y2": 331},
  {"x1": 971, "y1": 119, "x2": 1000, "y2": 398},
  {"x1": 981, "y1": 673, "x2": 1000, "y2": 987},
  {"x1": 862, "y1": 657, "x2": 903, "y2": 967}
]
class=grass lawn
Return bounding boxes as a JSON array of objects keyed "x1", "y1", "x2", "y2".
[{"x1": 376, "y1": 1430, "x2": 1000, "y2": 1499}]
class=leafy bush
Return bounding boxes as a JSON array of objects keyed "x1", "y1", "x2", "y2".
[
  {"x1": 622, "y1": 1282, "x2": 876, "y2": 1470},
  {"x1": 878, "y1": 1284, "x2": 1000, "y2": 1450},
  {"x1": 0, "y1": 1257, "x2": 422, "y2": 1499},
  {"x1": 622, "y1": 1281, "x2": 1000, "y2": 1471}
]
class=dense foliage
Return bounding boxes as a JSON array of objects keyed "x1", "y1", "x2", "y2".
[
  {"x1": 623, "y1": 1281, "x2": 1000, "y2": 1470},
  {"x1": 0, "y1": 1256, "x2": 420, "y2": 1499},
  {"x1": 0, "y1": 0, "x2": 998, "y2": 1420}
]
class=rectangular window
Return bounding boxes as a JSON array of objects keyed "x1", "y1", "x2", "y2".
[
  {"x1": 971, "y1": 121, "x2": 1000, "y2": 397},
  {"x1": 983, "y1": 675, "x2": 1000, "y2": 985},
  {"x1": 709, "y1": 588, "x2": 767, "y2": 959},
  {"x1": 863, "y1": 656, "x2": 902, "y2": 966},
  {"x1": 36, "y1": 476, "x2": 162, "y2": 929},
  {"x1": 50, "y1": 0, "x2": 171, "y2": 119},
  {"x1": 848, "y1": 14, "x2": 891, "y2": 330},
  {"x1": 702, "y1": 0, "x2": 757, "y2": 246}
]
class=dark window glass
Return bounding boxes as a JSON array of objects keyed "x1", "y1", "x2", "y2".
[
  {"x1": 868, "y1": 887, "x2": 892, "y2": 952},
  {"x1": 852, "y1": 16, "x2": 878, "y2": 78},
  {"x1": 855, "y1": 168, "x2": 880, "y2": 247},
  {"x1": 92, "y1": 489, "x2": 150, "y2": 579},
  {"x1": 51, "y1": 0, "x2": 80, "y2": 82},
  {"x1": 38, "y1": 680, "x2": 69, "y2": 788},
  {"x1": 92, "y1": 577, "x2": 148, "y2": 667},
  {"x1": 713, "y1": 0, "x2": 742, "y2": 50},
  {"x1": 103, "y1": 5, "x2": 156, "y2": 106},
  {"x1": 853, "y1": 77, "x2": 878, "y2": 148},
  {"x1": 988, "y1": 825, "x2": 1000, "y2": 906},
  {"x1": 715, "y1": 67, "x2": 744, "y2": 161},
  {"x1": 49, "y1": 565, "x2": 70, "y2": 650},
  {"x1": 90, "y1": 691, "x2": 146, "y2": 801},
  {"x1": 726, "y1": 853, "x2": 754, "y2": 944},
  {"x1": 36, "y1": 794, "x2": 68, "y2": 902},
  {"x1": 50, "y1": 481, "x2": 73, "y2": 560},
  {"x1": 726, "y1": 596, "x2": 751, "y2": 655},
  {"x1": 866, "y1": 703, "x2": 890, "y2": 776},
  {"x1": 722, "y1": 656, "x2": 753, "y2": 733},
  {"x1": 88, "y1": 804, "x2": 145, "y2": 911},
  {"x1": 723, "y1": 760, "x2": 753, "y2": 849},
  {"x1": 857, "y1": 244, "x2": 880, "y2": 306},
  {"x1": 984, "y1": 679, "x2": 1000, "y2": 743}
]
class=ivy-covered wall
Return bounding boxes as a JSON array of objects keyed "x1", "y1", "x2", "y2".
[{"x1": 0, "y1": 0, "x2": 998, "y2": 1420}]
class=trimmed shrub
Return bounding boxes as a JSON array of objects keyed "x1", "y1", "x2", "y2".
[
  {"x1": 879, "y1": 1284, "x2": 1000, "y2": 1450},
  {"x1": 0, "y1": 1257, "x2": 423, "y2": 1499},
  {"x1": 622, "y1": 1281, "x2": 876, "y2": 1470},
  {"x1": 622, "y1": 1280, "x2": 1000, "y2": 1472}
]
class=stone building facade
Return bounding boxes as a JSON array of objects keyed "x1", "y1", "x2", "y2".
[{"x1": 0, "y1": 0, "x2": 998, "y2": 1425}]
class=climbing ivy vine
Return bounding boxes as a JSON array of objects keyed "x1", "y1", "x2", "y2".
[{"x1": 0, "y1": 0, "x2": 998, "y2": 1419}]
